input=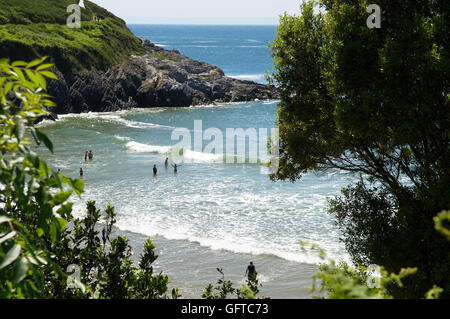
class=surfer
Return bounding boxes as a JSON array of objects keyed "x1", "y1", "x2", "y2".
[
  {"x1": 245, "y1": 262, "x2": 257, "y2": 280},
  {"x1": 153, "y1": 164, "x2": 158, "y2": 176}
]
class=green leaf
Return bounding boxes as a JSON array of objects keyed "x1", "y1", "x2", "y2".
[
  {"x1": 25, "y1": 69, "x2": 38, "y2": 84},
  {"x1": 57, "y1": 202, "x2": 73, "y2": 218},
  {"x1": 34, "y1": 72, "x2": 46, "y2": 91},
  {"x1": 13, "y1": 257, "x2": 29, "y2": 284},
  {"x1": 49, "y1": 219, "x2": 59, "y2": 243},
  {"x1": 52, "y1": 191, "x2": 73, "y2": 206},
  {"x1": 12, "y1": 61, "x2": 28, "y2": 67},
  {"x1": 0, "y1": 243, "x2": 21, "y2": 269},
  {"x1": 70, "y1": 179, "x2": 84, "y2": 197},
  {"x1": 35, "y1": 129, "x2": 53, "y2": 153},
  {"x1": 36, "y1": 63, "x2": 53, "y2": 71},
  {"x1": 36, "y1": 228, "x2": 44, "y2": 238},
  {"x1": 27, "y1": 57, "x2": 47, "y2": 69},
  {"x1": 40, "y1": 71, "x2": 58, "y2": 80},
  {"x1": 57, "y1": 218, "x2": 68, "y2": 231}
]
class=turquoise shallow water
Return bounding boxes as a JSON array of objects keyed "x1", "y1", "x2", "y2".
[
  {"x1": 36, "y1": 25, "x2": 354, "y2": 297},
  {"x1": 38, "y1": 102, "x2": 351, "y2": 265}
]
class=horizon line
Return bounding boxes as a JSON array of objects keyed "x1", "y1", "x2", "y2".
[
  {"x1": 122, "y1": 16, "x2": 282, "y2": 26},
  {"x1": 126, "y1": 23, "x2": 279, "y2": 26}
]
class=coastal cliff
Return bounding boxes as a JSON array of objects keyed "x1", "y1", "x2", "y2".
[
  {"x1": 0, "y1": 0, "x2": 279, "y2": 114},
  {"x1": 47, "y1": 38, "x2": 279, "y2": 114}
]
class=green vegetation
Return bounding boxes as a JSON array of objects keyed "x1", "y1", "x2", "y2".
[
  {"x1": 0, "y1": 0, "x2": 115, "y2": 25},
  {"x1": 150, "y1": 53, "x2": 179, "y2": 62},
  {"x1": 0, "y1": 0, "x2": 145, "y2": 71},
  {"x1": 0, "y1": 58, "x2": 176, "y2": 298},
  {"x1": 202, "y1": 268, "x2": 262, "y2": 299},
  {"x1": 305, "y1": 211, "x2": 449, "y2": 299},
  {"x1": 270, "y1": 0, "x2": 449, "y2": 298}
]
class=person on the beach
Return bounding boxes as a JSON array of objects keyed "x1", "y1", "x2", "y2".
[
  {"x1": 88, "y1": 150, "x2": 93, "y2": 160},
  {"x1": 165, "y1": 158, "x2": 169, "y2": 170},
  {"x1": 153, "y1": 164, "x2": 158, "y2": 176},
  {"x1": 84, "y1": 151, "x2": 88, "y2": 161},
  {"x1": 80, "y1": 168, "x2": 83, "y2": 178},
  {"x1": 245, "y1": 262, "x2": 257, "y2": 280}
]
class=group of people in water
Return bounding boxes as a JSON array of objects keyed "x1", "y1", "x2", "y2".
[
  {"x1": 80, "y1": 150, "x2": 94, "y2": 177},
  {"x1": 153, "y1": 157, "x2": 181, "y2": 177},
  {"x1": 84, "y1": 150, "x2": 94, "y2": 161},
  {"x1": 79, "y1": 154, "x2": 181, "y2": 178}
]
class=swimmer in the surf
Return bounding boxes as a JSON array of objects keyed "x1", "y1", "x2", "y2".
[
  {"x1": 165, "y1": 158, "x2": 169, "y2": 170},
  {"x1": 153, "y1": 164, "x2": 158, "y2": 177},
  {"x1": 80, "y1": 168, "x2": 83, "y2": 178},
  {"x1": 171, "y1": 164, "x2": 181, "y2": 174}
]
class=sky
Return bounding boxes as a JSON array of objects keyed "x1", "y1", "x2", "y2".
[{"x1": 91, "y1": 0, "x2": 304, "y2": 25}]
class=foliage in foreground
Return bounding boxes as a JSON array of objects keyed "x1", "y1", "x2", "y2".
[
  {"x1": 0, "y1": 58, "x2": 175, "y2": 298},
  {"x1": 202, "y1": 268, "x2": 263, "y2": 300},
  {"x1": 269, "y1": 0, "x2": 450, "y2": 298},
  {"x1": 306, "y1": 210, "x2": 450, "y2": 299}
]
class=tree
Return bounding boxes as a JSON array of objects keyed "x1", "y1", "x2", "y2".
[
  {"x1": 202, "y1": 268, "x2": 262, "y2": 299},
  {"x1": 269, "y1": 0, "x2": 449, "y2": 298},
  {"x1": 0, "y1": 58, "x2": 177, "y2": 299},
  {"x1": 0, "y1": 57, "x2": 81, "y2": 297}
]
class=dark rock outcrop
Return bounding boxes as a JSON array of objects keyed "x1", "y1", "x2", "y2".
[{"x1": 48, "y1": 39, "x2": 279, "y2": 114}]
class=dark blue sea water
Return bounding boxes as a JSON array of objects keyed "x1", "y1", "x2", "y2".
[{"x1": 128, "y1": 25, "x2": 277, "y2": 83}]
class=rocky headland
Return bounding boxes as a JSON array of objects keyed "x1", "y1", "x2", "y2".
[
  {"x1": 0, "y1": 0, "x2": 278, "y2": 115},
  {"x1": 48, "y1": 39, "x2": 279, "y2": 114}
]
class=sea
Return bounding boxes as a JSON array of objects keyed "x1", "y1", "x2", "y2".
[{"x1": 37, "y1": 25, "x2": 354, "y2": 298}]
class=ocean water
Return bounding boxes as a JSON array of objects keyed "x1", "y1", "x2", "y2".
[
  {"x1": 37, "y1": 25, "x2": 353, "y2": 298},
  {"x1": 128, "y1": 24, "x2": 276, "y2": 83}
]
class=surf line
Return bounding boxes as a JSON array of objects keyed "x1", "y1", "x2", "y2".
[{"x1": 170, "y1": 120, "x2": 280, "y2": 174}]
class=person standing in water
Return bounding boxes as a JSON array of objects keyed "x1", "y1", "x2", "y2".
[
  {"x1": 171, "y1": 164, "x2": 181, "y2": 174},
  {"x1": 153, "y1": 165, "x2": 158, "y2": 177},
  {"x1": 245, "y1": 262, "x2": 257, "y2": 280},
  {"x1": 84, "y1": 151, "x2": 88, "y2": 161},
  {"x1": 165, "y1": 158, "x2": 169, "y2": 170},
  {"x1": 88, "y1": 150, "x2": 93, "y2": 160},
  {"x1": 80, "y1": 168, "x2": 83, "y2": 178}
]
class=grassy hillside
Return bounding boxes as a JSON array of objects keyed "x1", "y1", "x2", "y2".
[{"x1": 0, "y1": 0, "x2": 145, "y2": 71}]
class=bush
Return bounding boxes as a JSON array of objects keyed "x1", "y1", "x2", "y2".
[{"x1": 0, "y1": 58, "x2": 177, "y2": 299}]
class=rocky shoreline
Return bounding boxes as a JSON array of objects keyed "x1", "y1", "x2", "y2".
[{"x1": 47, "y1": 39, "x2": 279, "y2": 115}]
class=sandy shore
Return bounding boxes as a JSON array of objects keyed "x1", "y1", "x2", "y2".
[{"x1": 119, "y1": 228, "x2": 319, "y2": 299}]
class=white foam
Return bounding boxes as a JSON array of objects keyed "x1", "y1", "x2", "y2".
[
  {"x1": 183, "y1": 149, "x2": 223, "y2": 163},
  {"x1": 126, "y1": 141, "x2": 171, "y2": 154},
  {"x1": 101, "y1": 115, "x2": 175, "y2": 130},
  {"x1": 124, "y1": 140, "x2": 269, "y2": 165},
  {"x1": 60, "y1": 113, "x2": 175, "y2": 130},
  {"x1": 113, "y1": 218, "x2": 338, "y2": 265},
  {"x1": 229, "y1": 74, "x2": 266, "y2": 82},
  {"x1": 114, "y1": 135, "x2": 131, "y2": 142}
]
